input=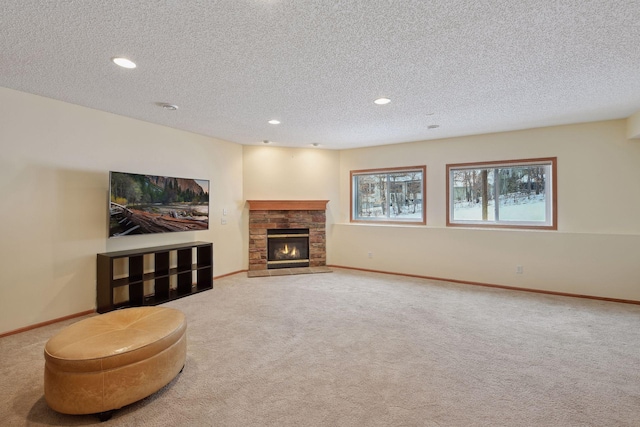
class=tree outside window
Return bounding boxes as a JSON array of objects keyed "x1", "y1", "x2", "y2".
[
  {"x1": 351, "y1": 166, "x2": 426, "y2": 224},
  {"x1": 447, "y1": 158, "x2": 556, "y2": 230}
]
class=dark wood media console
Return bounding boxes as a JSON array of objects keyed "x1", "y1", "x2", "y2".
[{"x1": 97, "y1": 241, "x2": 213, "y2": 313}]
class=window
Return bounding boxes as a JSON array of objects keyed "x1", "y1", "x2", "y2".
[
  {"x1": 351, "y1": 166, "x2": 426, "y2": 224},
  {"x1": 447, "y1": 158, "x2": 556, "y2": 230}
]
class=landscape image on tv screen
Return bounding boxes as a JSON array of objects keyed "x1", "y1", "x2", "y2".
[{"x1": 109, "y1": 171, "x2": 209, "y2": 237}]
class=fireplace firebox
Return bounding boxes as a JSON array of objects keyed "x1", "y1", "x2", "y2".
[{"x1": 267, "y1": 228, "x2": 310, "y2": 269}]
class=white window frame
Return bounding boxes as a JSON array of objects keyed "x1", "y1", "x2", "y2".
[
  {"x1": 351, "y1": 166, "x2": 426, "y2": 225},
  {"x1": 446, "y1": 158, "x2": 557, "y2": 230}
]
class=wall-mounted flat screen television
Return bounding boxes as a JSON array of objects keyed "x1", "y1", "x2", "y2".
[{"x1": 109, "y1": 171, "x2": 209, "y2": 238}]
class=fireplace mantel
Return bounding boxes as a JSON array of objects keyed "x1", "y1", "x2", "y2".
[{"x1": 247, "y1": 200, "x2": 329, "y2": 211}]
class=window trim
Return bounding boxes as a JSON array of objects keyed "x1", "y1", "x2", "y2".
[
  {"x1": 350, "y1": 165, "x2": 427, "y2": 225},
  {"x1": 446, "y1": 157, "x2": 557, "y2": 230}
]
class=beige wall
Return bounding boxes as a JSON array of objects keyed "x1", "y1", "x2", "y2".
[
  {"x1": 333, "y1": 120, "x2": 640, "y2": 300},
  {"x1": 628, "y1": 110, "x2": 640, "y2": 139},
  {"x1": 0, "y1": 88, "x2": 245, "y2": 334},
  {"x1": 242, "y1": 144, "x2": 341, "y2": 237},
  {"x1": 2, "y1": 86, "x2": 639, "y2": 335},
  {"x1": 242, "y1": 145, "x2": 340, "y2": 204}
]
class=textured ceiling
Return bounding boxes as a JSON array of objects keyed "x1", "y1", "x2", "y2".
[{"x1": 1, "y1": 0, "x2": 639, "y2": 149}]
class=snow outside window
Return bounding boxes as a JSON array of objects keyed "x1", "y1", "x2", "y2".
[
  {"x1": 351, "y1": 166, "x2": 426, "y2": 224},
  {"x1": 447, "y1": 158, "x2": 557, "y2": 230}
]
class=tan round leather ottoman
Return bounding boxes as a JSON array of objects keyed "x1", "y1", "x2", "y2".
[{"x1": 44, "y1": 306, "x2": 187, "y2": 420}]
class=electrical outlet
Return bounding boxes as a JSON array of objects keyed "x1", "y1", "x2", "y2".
[
  {"x1": 221, "y1": 219, "x2": 227, "y2": 225},
  {"x1": 223, "y1": 208, "x2": 227, "y2": 216},
  {"x1": 368, "y1": 252, "x2": 373, "y2": 259},
  {"x1": 516, "y1": 265, "x2": 523, "y2": 274}
]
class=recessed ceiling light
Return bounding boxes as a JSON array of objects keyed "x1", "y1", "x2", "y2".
[
  {"x1": 428, "y1": 125, "x2": 440, "y2": 129},
  {"x1": 112, "y1": 57, "x2": 136, "y2": 69},
  {"x1": 268, "y1": 119, "x2": 280, "y2": 125},
  {"x1": 374, "y1": 97, "x2": 391, "y2": 105},
  {"x1": 159, "y1": 103, "x2": 178, "y2": 111}
]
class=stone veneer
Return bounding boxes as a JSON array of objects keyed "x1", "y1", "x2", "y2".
[{"x1": 248, "y1": 200, "x2": 328, "y2": 271}]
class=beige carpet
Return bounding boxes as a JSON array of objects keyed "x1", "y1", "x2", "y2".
[{"x1": 1, "y1": 268, "x2": 639, "y2": 426}]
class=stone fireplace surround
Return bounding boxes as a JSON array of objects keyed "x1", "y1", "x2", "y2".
[{"x1": 247, "y1": 200, "x2": 329, "y2": 276}]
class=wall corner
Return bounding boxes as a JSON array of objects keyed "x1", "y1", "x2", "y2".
[{"x1": 627, "y1": 111, "x2": 640, "y2": 140}]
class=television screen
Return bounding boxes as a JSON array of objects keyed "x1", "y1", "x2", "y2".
[{"x1": 109, "y1": 171, "x2": 209, "y2": 237}]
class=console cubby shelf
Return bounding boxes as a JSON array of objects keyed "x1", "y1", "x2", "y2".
[{"x1": 97, "y1": 241, "x2": 213, "y2": 313}]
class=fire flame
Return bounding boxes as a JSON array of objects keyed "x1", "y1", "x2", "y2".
[
  {"x1": 282, "y1": 244, "x2": 298, "y2": 257},
  {"x1": 276, "y1": 243, "x2": 299, "y2": 259}
]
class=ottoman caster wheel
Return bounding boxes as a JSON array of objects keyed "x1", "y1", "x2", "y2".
[{"x1": 97, "y1": 410, "x2": 114, "y2": 422}]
